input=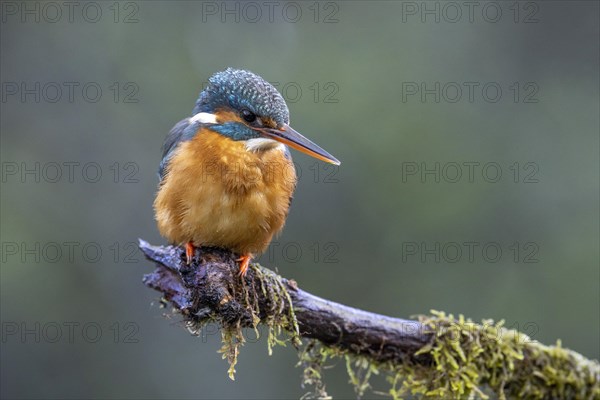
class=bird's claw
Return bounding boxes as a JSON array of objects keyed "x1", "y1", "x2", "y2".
[
  {"x1": 237, "y1": 255, "x2": 252, "y2": 277},
  {"x1": 185, "y1": 242, "x2": 195, "y2": 265}
]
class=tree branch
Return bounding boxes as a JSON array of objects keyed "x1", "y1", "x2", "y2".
[{"x1": 139, "y1": 240, "x2": 599, "y2": 399}]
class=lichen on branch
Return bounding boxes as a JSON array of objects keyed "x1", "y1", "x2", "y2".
[{"x1": 140, "y1": 240, "x2": 599, "y2": 399}]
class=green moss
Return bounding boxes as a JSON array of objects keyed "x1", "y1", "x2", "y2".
[
  {"x1": 390, "y1": 311, "x2": 600, "y2": 399},
  {"x1": 218, "y1": 325, "x2": 244, "y2": 380},
  {"x1": 298, "y1": 341, "x2": 334, "y2": 399},
  {"x1": 252, "y1": 264, "x2": 301, "y2": 354},
  {"x1": 178, "y1": 259, "x2": 598, "y2": 398},
  {"x1": 186, "y1": 263, "x2": 301, "y2": 381},
  {"x1": 345, "y1": 353, "x2": 380, "y2": 397},
  {"x1": 297, "y1": 311, "x2": 599, "y2": 399}
]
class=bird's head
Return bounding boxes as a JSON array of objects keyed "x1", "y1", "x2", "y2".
[{"x1": 191, "y1": 68, "x2": 340, "y2": 165}]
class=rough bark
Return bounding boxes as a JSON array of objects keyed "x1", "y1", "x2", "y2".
[
  {"x1": 139, "y1": 240, "x2": 600, "y2": 399},
  {"x1": 140, "y1": 240, "x2": 431, "y2": 364}
]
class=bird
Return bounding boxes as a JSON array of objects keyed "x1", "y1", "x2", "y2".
[{"x1": 154, "y1": 68, "x2": 340, "y2": 276}]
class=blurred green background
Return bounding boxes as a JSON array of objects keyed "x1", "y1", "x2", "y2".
[{"x1": 1, "y1": 1, "x2": 598, "y2": 399}]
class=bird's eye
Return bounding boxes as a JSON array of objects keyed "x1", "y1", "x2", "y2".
[{"x1": 241, "y1": 109, "x2": 257, "y2": 123}]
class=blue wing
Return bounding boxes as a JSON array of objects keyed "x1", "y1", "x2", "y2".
[{"x1": 158, "y1": 118, "x2": 203, "y2": 182}]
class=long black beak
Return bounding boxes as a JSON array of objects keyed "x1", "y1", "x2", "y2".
[{"x1": 259, "y1": 124, "x2": 340, "y2": 165}]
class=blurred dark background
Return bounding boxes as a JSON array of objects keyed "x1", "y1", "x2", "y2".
[{"x1": 1, "y1": 1, "x2": 598, "y2": 399}]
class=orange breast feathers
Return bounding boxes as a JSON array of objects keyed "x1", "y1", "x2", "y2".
[{"x1": 154, "y1": 129, "x2": 297, "y2": 256}]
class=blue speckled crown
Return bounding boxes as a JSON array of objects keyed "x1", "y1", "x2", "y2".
[{"x1": 193, "y1": 68, "x2": 290, "y2": 127}]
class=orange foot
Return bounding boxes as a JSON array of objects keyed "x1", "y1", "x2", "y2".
[
  {"x1": 185, "y1": 241, "x2": 196, "y2": 265},
  {"x1": 237, "y1": 254, "x2": 252, "y2": 277}
]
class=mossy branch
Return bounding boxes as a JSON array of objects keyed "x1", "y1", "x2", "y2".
[{"x1": 139, "y1": 240, "x2": 599, "y2": 399}]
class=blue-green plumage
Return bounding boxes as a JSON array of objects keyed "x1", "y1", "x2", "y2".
[{"x1": 193, "y1": 68, "x2": 289, "y2": 127}]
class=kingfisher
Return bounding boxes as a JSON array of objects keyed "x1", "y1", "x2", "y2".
[{"x1": 154, "y1": 68, "x2": 340, "y2": 276}]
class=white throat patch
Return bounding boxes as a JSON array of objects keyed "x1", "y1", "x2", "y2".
[
  {"x1": 189, "y1": 112, "x2": 217, "y2": 124},
  {"x1": 245, "y1": 138, "x2": 285, "y2": 153}
]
